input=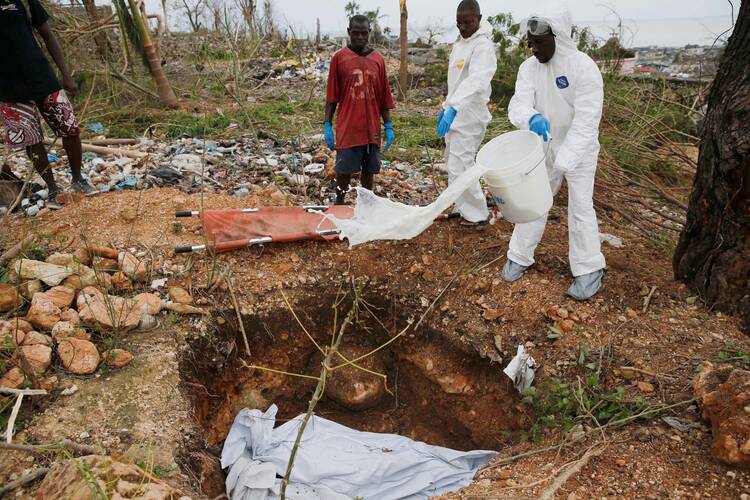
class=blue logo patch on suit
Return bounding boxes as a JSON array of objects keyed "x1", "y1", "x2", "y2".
[{"x1": 556, "y1": 76, "x2": 570, "y2": 89}]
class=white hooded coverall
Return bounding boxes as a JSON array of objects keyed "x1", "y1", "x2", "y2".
[
  {"x1": 443, "y1": 20, "x2": 497, "y2": 223},
  {"x1": 506, "y1": 2, "x2": 606, "y2": 277}
]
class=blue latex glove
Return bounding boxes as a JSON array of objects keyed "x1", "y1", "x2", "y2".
[
  {"x1": 436, "y1": 107, "x2": 457, "y2": 138},
  {"x1": 383, "y1": 121, "x2": 395, "y2": 151},
  {"x1": 324, "y1": 122, "x2": 335, "y2": 149},
  {"x1": 435, "y1": 109, "x2": 445, "y2": 135},
  {"x1": 529, "y1": 114, "x2": 550, "y2": 142}
]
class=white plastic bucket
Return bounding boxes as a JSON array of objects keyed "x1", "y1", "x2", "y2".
[{"x1": 476, "y1": 130, "x2": 553, "y2": 224}]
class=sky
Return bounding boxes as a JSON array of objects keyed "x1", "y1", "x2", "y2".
[{"x1": 143, "y1": 0, "x2": 738, "y2": 47}]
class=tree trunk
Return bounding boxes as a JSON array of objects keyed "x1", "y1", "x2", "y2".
[
  {"x1": 398, "y1": 0, "x2": 408, "y2": 101},
  {"x1": 81, "y1": 0, "x2": 111, "y2": 60},
  {"x1": 127, "y1": 0, "x2": 178, "y2": 108},
  {"x1": 673, "y1": 1, "x2": 750, "y2": 333},
  {"x1": 241, "y1": 0, "x2": 256, "y2": 38},
  {"x1": 161, "y1": 0, "x2": 169, "y2": 34},
  {"x1": 316, "y1": 17, "x2": 320, "y2": 45},
  {"x1": 213, "y1": 7, "x2": 222, "y2": 32}
]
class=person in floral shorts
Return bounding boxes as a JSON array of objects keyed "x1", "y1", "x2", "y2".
[{"x1": 0, "y1": 0, "x2": 96, "y2": 207}]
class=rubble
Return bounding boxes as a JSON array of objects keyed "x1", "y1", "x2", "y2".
[
  {"x1": 26, "y1": 293, "x2": 62, "y2": 330},
  {"x1": 0, "y1": 367, "x2": 25, "y2": 389},
  {"x1": 20, "y1": 331, "x2": 53, "y2": 346},
  {"x1": 19, "y1": 279, "x2": 43, "y2": 299},
  {"x1": 57, "y1": 338, "x2": 101, "y2": 375},
  {"x1": 694, "y1": 362, "x2": 750, "y2": 467},
  {"x1": 102, "y1": 349, "x2": 134, "y2": 369},
  {"x1": 168, "y1": 286, "x2": 193, "y2": 305},
  {"x1": 35, "y1": 455, "x2": 188, "y2": 499},
  {"x1": 77, "y1": 287, "x2": 142, "y2": 332},
  {"x1": 14, "y1": 259, "x2": 72, "y2": 287},
  {"x1": 1, "y1": 132, "x2": 439, "y2": 213},
  {"x1": 51, "y1": 321, "x2": 91, "y2": 342},
  {"x1": 44, "y1": 285, "x2": 76, "y2": 309},
  {"x1": 118, "y1": 251, "x2": 150, "y2": 282},
  {"x1": 16, "y1": 344, "x2": 52, "y2": 374},
  {"x1": 0, "y1": 283, "x2": 20, "y2": 312}
]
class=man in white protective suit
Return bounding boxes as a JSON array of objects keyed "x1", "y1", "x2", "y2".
[
  {"x1": 501, "y1": 1, "x2": 606, "y2": 300},
  {"x1": 436, "y1": 0, "x2": 497, "y2": 226}
]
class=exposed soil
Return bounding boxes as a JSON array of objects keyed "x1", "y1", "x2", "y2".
[
  {"x1": 3, "y1": 186, "x2": 750, "y2": 499},
  {"x1": 180, "y1": 292, "x2": 527, "y2": 453}
]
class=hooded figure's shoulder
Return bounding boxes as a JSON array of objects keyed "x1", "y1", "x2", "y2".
[{"x1": 571, "y1": 51, "x2": 603, "y2": 82}]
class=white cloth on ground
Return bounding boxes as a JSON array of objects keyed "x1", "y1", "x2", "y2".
[
  {"x1": 326, "y1": 160, "x2": 490, "y2": 248},
  {"x1": 443, "y1": 19, "x2": 497, "y2": 222},
  {"x1": 222, "y1": 405, "x2": 495, "y2": 500},
  {"x1": 506, "y1": 1, "x2": 605, "y2": 276}
]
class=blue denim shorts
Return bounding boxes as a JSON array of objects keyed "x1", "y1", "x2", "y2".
[{"x1": 335, "y1": 145, "x2": 381, "y2": 175}]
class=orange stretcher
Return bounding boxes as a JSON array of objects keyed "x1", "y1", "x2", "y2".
[{"x1": 173, "y1": 205, "x2": 459, "y2": 254}]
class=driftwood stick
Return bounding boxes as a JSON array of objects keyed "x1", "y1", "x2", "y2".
[
  {"x1": 0, "y1": 235, "x2": 34, "y2": 266},
  {"x1": 80, "y1": 143, "x2": 148, "y2": 159},
  {"x1": 539, "y1": 445, "x2": 605, "y2": 500},
  {"x1": 0, "y1": 389, "x2": 47, "y2": 396},
  {"x1": 5, "y1": 393, "x2": 24, "y2": 443},
  {"x1": 0, "y1": 467, "x2": 49, "y2": 497},
  {"x1": 0, "y1": 438, "x2": 102, "y2": 455},
  {"x1": 227, "y1": 274, "x2": 251, "y2": 357},
  {"x1": 83, "y1": 138, "x2": 138, "y2": 146},
  {"x1": 642, "y1": 286, "x2": 658, "y2": 313}
]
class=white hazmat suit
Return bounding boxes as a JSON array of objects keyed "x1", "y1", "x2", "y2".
[
  {"x1": 443, "y1": 20, "x2": 497, "y2": 223},
  {"x1": 506, "y1": 2, "x2": 606, "y2": 278}
]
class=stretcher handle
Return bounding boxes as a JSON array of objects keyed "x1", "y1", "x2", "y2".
[
  {"x1": 175, "y1": 211, "x2": 195, "y2": 218},
  {"x1": 175, "y1": 245, "x2": 198, "y2": 254}
]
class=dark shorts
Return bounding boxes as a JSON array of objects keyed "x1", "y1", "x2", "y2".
[
  {"x1": 0, "y1": 90, "x2": 80, "y2": 148},
  {"x1": 335, "y1": 145, "x2": 381, "y2": 175}
]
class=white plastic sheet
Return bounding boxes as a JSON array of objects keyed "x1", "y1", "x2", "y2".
[
  {"x1": 326, "y1": 164, "x2": 490, "y2": 248},
  {"x1": 221, "y1": 405, "x2": 495, "y2": 500},
  {"x1": 503, "y1": 345, "x2": 538, "y2": 394}
]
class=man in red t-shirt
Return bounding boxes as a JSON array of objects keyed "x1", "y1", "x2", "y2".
[{"x1": 324, "y1": 14, "x2": 395, "y2": 205}]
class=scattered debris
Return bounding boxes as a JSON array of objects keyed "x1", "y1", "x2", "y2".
[
  {"x1": 504, "y1": 345, "x2": 538, "y2": 393},
  {"x1": 695, "y1": 361, "x2": 750, "y2": 466}
]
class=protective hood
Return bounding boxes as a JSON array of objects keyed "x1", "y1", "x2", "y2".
[
  {"x1": 527, "y1": 1, "x2": 577, "y2": 58},
  {"x1": 458, "y1": 19, "x2": 493, "y2": 42}
]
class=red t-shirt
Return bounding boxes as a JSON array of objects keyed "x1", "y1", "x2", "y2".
[{"x1": 326, "y1": 47, "x2": 395, "y2": 149}]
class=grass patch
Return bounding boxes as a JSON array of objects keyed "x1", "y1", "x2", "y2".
[
  {"x1": 521, "y1": 344, "x2": 648, "y2": 442},
  {"x1": 717, "y1": 343, "x2": 750, "y2": 369}
]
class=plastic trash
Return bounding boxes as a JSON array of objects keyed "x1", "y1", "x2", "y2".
[
  {"x1": 233, "y1": 188, "x2": 250, "y2": 197},
  {"x1": 503, "y1": 345, "x2": 538, "y2": 393},
  {"x1": 150, "y1": 278, "x2": 167, "y2": 290},
  {"x1": 599, "y1": 232, "x2": 624, "y2": 248},
  {"x1": 113, "y1": 175, "x2": 137, "y2": 190},
  {"x1": 47, "y1": 153, "x2": 60, "y2": 162},
  {"x1": 303, "y1": 163, "x2": 325, "y2": 174},
  {"x1": 25, "y1": 206, "x2": 39, "y2": 217},
  {"x1": 150, "y1": 165, "x2": 183, "y2": 185},
  {"x1": 87, "y1": 122, "x2": 106, "y2": 134}
]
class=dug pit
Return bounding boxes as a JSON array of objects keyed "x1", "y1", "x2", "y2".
[{"x1": 179, "y1": 289, "x2": 529, "y2": 490}]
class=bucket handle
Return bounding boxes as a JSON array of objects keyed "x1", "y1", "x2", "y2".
[{"x1": 523, "y1": 138, "x2": 552, "y2": 176}]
